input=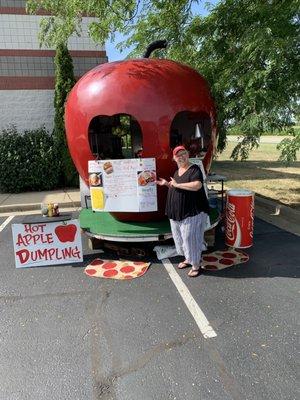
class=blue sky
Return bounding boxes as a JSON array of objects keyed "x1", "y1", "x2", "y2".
[{"x1": 105, "y1": 1, "x2": 218, "y2": 61}]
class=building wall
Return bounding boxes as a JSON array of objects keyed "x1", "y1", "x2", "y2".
[
  {"x1": 0, "y1": 0, "x2": 108, "y2": 132},
  {"x1": 0, "y1": 13, "x2": 106, "y2": 51},
  {"x1": 1, "y1": 90, "x2": 55, "y2": 132}
]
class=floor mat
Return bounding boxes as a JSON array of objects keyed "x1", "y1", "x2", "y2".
[
  {"x1": 84, "y1": 259, "x2": 150, "y2": 279},
  {"x1": 201, "y1": 248, "x2": 249, "y2": 271}
]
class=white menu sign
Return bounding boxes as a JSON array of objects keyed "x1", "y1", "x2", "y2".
[{"x1": 88, "y1": 158, "x2": 157, "y2": 212}]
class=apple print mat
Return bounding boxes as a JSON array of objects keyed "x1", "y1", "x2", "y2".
[
  {"x1": 84, "y1": 249, "x2": 248, "y2": 279},
  {"x1": 201, "y1": 248, "x2": 249, "y2": 271},
  {"x1": 84, "y1": 259, "x2": 150, "y2": 280}
]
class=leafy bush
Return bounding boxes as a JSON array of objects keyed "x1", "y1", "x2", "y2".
[
  {"x1": 0, "y1": 126, "x2": 60, "y2": 193},
  {"x1": 0, "y1": 44, "x2": 79, "y2": 193}
]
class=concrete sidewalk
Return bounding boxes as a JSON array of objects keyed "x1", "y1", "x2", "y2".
[
  {"x1": 1, "y1": 188, "x2": 299, "y2": 236},
  {"x1": 0, "y1": 189, "x2": 80, "y2": 214}
]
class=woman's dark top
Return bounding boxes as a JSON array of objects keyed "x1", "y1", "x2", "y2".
[{"x1": 165, "y1": 164, "x2": 209, "y2": 221}]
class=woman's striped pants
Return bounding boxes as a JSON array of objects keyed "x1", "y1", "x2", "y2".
[{"x1": 170, "y1": 212, "x2": 207, "y2": 266}]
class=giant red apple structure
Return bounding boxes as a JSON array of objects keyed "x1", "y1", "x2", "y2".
[{"x1": 65, "y1": 43, "x2": 217, "y2": 222}]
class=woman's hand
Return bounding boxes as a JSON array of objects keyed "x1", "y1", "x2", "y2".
[
  {"x1": 170, "y1": 178, "x2": 201, "y2": 191},
  {"x1": 173, "y1": 180, "x2": 202, "y2": 191},
  {"x1": 156, "y1": 178, "x2": 170, "y2": 187},
  {"x1": 169, "y1": 177, "x2": 178, "y2": 188}
]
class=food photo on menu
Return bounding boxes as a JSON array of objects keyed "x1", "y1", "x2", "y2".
[
  {"x1": 103, "y1": 161, "x2": 113, "y2": 175},
  {"x1": 137, "y1": 170, "x2": 156, "y2": 186},
  {"x1": 89, "y1": 172, "x2": 102, "y2": 187}
]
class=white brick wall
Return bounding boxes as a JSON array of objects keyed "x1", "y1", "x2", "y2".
[
  {"x1": 0, "y1": 14, "x2": 104, "y2": 50},
  {"x1": 0, "y1": 14, "x2": 106, "y2": 132},
  {"x1": 0, "y1": 90, "x2": 55, "y2": 132}
]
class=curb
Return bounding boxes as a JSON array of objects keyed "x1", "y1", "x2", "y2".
[
  {"x1": 255, "y1": 195, "x2": 300, "y2": 221},
  {"x1": 254, "y1": 195, "x2": 300, "y2": 236},
  {"x1": 1, "y1": 194, "x2": 298, "y2": 218},
  {"x1": 1, "y1": 194, "x2": 299, "y2": 235},
  {"x1": 0, "y1": 201, "x2": 81, "y2": 214}
]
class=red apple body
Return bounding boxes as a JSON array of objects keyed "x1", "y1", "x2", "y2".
[
  {"x1": 55, "y1": 224, "x2": 77, "y2": 243},
  {"x1": 65, "y1": 58, "x2": 217, "y2": 221}
]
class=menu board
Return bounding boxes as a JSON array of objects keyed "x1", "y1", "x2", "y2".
[{"x1": 88, "y1": 158, "x2": 157, "y2": 212}]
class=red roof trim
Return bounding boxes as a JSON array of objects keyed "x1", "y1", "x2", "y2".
[
  {"x1": 0, "y1": 76, "x2": 79, "y2": 90},
  {"x1": 0, "y1": 7, "x2": 49, "y2": 15}
]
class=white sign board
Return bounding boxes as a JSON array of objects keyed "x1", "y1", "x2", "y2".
[
  {"x1": 12, "y1": 219, "x2": 83, "y2": 268},
  {"x1": 88, "y1": 158, "x2": 158, "y2": 212},
  {"x1": 190, "y1": 157, "x2": 208, "y2": 198}
]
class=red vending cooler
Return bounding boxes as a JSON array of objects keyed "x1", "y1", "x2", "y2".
[{"x1": 225, "y1": 189, "x2": 255, "y2": 248}]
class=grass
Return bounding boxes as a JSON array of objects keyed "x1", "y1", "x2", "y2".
[
  {"x1": 228, "y1": 125, "x2": 300, "y2": 136},
  {"x1": 211, "y1": 143, "x2": 300, "y2": 209}
]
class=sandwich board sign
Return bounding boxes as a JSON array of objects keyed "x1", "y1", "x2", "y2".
[{"x1": 12, "y1": 219, "x2": 83, "y2": 268}]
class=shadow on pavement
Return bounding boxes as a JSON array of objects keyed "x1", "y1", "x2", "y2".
[
  {"x1": 207, "y1": 218, "x2": 300, "y2": 279},
  {"x1": 72, "y1": 217, "x2": 300, "y2": 280}
]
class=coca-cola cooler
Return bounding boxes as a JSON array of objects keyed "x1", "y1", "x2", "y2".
[{"x1": 225, "y1": 189, "x2": 254, "y2": 248}]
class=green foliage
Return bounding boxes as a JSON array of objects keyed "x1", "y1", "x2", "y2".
[
  {"x1": 112, "y1": 115, "x2": 132, "y2": 148},
  {"x1": 27, "y1": 0, "x2": 300, "y2": 162},
  {"x1": 277, "y1": 130, "x2": 300, "y2": 164},
  {"x1": 53, "y1": 43, "x2": 77, "y2": 187},
  {"x1": 112, "y1": 115, "x2": 131, "y2": 137},
  {"x1": 228, "y1": 126, "x2": 296, "y2": 136},
  {"x1": 0, "y1": 126, "x2": 59, "y2": 193},
  {"x1": 230, "y1": 135, "x2": 259, "y2": 161},
  {"x1": 26, "y1": 0, "x2": 138, "y2": 46},
  {"x1": 121, "y1": 0, "x2": 299, "y2": 160}
]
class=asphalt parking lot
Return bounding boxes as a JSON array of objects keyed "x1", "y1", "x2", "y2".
[{"x1": 0, "y1": 213, "x2": 299, "y2": 400}]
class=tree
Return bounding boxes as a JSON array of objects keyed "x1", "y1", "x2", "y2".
[
  {"x1": 27, "y1": 0, "x2": 300, "y2": 162},
  {"x1": 53, "y1": 43, "x2": 77, "y2": 186},
  {"x1": 26, "y1": 0, "x2": 139, "y2": 47},
  {"x1": 121, "y1": 0, "x2": 300, "y2": 161}
]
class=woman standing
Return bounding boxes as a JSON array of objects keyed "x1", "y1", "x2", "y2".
[{"x1": 156, "y1": 145, "x2": 209, "y2": 277}]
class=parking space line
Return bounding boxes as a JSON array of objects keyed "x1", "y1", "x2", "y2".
[
  {"x1": 0, "y1": 216, "x2": 14, "y2": 232},
  {"x1": 162, "y1": 258, "x2": 217, "y2": 339}
]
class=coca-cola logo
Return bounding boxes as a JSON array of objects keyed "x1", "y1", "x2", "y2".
[
  {"x1": 226, "y1": 202, "x2": 236, "y2": 242},
  {"x1": 249, "y1": 197, "x2": 254, "y2": 238}
]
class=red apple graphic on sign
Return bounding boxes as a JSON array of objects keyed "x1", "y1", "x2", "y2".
[{"x1": 55, "y1": 224, "x2": 77, "y2": 243}]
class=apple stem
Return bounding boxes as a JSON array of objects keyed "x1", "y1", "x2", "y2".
[{"x1": 143, "y1": 40, "x2": 168, "y2": 58}]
